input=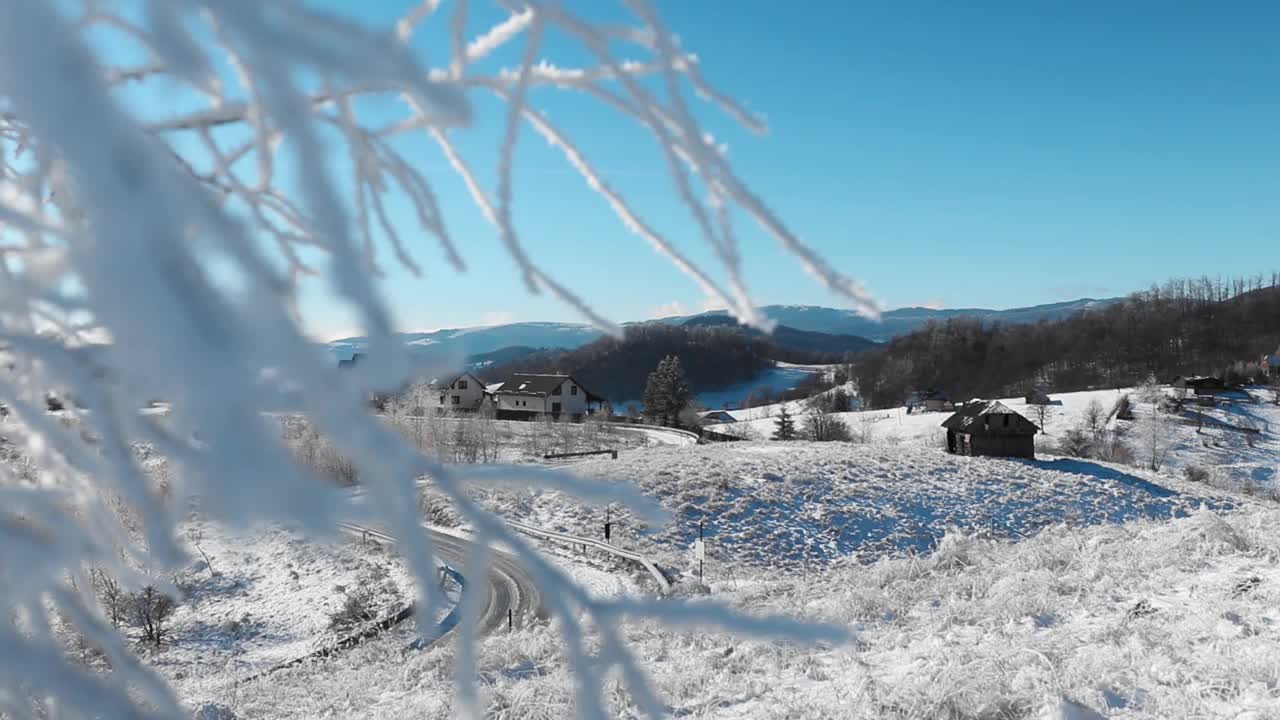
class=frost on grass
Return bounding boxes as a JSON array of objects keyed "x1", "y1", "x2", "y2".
[
  {"x1": 495, "y1": 442, "x2": 1236, "y2": 576},
  {"x1": 0, "y1": 2, "x2": 873, "y2": 718},
  {"x1": 221, "y1": 506, "x2": 1280, "y2": 719}
]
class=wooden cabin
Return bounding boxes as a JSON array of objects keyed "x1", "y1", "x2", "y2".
[
  {"x1": 1024, "y1": 388, "x2": 1053, "y2": 405},
  {"x1": 942, "y1": 401, "x2": 1039, "y2": 459}
]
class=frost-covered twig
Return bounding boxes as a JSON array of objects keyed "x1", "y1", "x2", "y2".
[{"x1": 0, "y1": 1, "x2": 871, "y2": 718}]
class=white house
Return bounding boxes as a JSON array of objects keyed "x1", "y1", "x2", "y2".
[
  {"x1": 430, "y1": 371, "x2": 488, "y2": 412},
  {"x1": 492, "y1": 373, "x2": 604, "y2": 421}
]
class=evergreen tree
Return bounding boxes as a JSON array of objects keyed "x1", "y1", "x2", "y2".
[
  {"x1": 772, "y1": 406, "x2": 797, "y2": 440},
  {"x1": 642, "y1": 355, "x2": 693, "y2": 427}
]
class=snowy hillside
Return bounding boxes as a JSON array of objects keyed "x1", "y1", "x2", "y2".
[
  {"x1": 507, "y1": 442, "x2": 1236, "y2": 574},
  {"x1": 226, "y1": 484, "x2": 1280, "y2": 719},
  {"x1": 145, "y1": 522, "x2": 419, "y2": 706},
  {"x1": 719, "y1": 387, "x2": 1280, "y2": 488}
]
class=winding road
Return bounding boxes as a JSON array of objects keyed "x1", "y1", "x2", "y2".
[
  {"x1": 427, "y1": 527, "x2": 543, "y2": 634},
  {"x1": 340, "y1": 522, "x2": 542, "y2": 635},
  {"x1": 340, "y1": 420, "x2": 695, "y2": 643}
]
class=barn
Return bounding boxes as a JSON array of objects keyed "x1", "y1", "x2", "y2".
[
  {"x1": 942, "y1": 401, "x2": 1039, "y2": 459},
  {"x1": 1024, "y1": 387, "x2": 1052, "y2": 405}
]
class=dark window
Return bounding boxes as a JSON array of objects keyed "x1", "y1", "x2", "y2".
[
  {"x1": 439, "y1": 395, "x2": 445, "y2": 404},
  {"x1": 457, "y1": 379, "x2": 468, "y2": 389},
  {"x1": 552, "y1": 402, "x2": 562, "y2": 413},
  {"x1": 452, "y1": 395, "x2": 461, "y2": 405},
  {"x1": 571, "y1": 385, "x2": 578, "y2": 396},
  {"x1": 1003, "y1": 414, "x2": 1009, "y2": 427}
]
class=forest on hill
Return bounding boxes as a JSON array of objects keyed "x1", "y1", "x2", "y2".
[
  {"x1": 852, "y1": 274, "x2": 1280, "y2": 408},
  {"x1": 477, "y1": 323, "x2": 846, "y2": 403}
]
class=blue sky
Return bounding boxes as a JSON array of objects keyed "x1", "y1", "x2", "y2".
[{"x1": 133, "y1": 2, "x2": 1280, "y2": 338}]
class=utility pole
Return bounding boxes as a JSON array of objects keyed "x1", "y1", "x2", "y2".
[
  {"x1": 604, "y1": 506, "x2": 611, "y2": 544},
  {"x1": 698, "y1": 519, "x2": 704, "y2": 583}
]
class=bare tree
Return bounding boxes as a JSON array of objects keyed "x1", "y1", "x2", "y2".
[
  {"x1": 185, "y1": 527, "x2": 217, "y2": 578},
  {"x1": 130, "y1": 586, "x2": 176, "y2": 649},
  {"x1": 1083, "y1": 398, "x2": 1107, "y2": 441},
  {"x1": 90, "y1": 569, "x2": 127, "y2": 630},
  {"x1": 1133, "y1": 408, "x2": 1175, "y2": 471},
  {"x1": 1032, "y1": 403, "x2": 1051, "y2": 434}
]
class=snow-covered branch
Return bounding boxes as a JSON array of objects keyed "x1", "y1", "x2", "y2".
[{"x1": 0, "y1": 1, "x2": 873, "y2": 717}]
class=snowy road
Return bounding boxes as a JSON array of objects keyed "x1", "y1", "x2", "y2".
[
  {"x1": 341, "y1": 523, "x2": 542, "y2": 638},
  {"x1": 613, "y1": 424, "x2": 699, "y2": 448},
  {"x1": 427, "y1": 527, "x2": 543, "y2": 634}
]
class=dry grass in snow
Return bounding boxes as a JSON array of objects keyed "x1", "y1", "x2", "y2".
[
  {"x1": 488, "y1": 442, "x2": 1237, "y2": 578},
  {"x1": 223, "y1": 505, "x2": 1280, "y2": 719}
]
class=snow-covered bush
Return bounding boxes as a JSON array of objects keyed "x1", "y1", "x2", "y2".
[
  {"x1": 1184, "y1": 464, "x2": 1210, "y2": 483},
  {"x1": 802, "y1": 410, "x2": 852, "y2": 442},
  {"x1": 0, "y1": 2, "x2": 873, "y2": 717}
]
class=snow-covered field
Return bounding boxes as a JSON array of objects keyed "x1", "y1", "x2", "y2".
[
  {"x1": 222, "y1": 505, "x2": 1280, "y2": 719},
  {"x1": 492, "y1": 442, "x2": 1238, "y2": 577},
  {"x1": 27, "y1": 386, "x2": 1280, "y2": 719},
  {"x1": 716, "y1": 387, "x2": 1280, "y2": 488},
  {"x1": 146, "y1": 523, "x2": 419, "y2": 706}
]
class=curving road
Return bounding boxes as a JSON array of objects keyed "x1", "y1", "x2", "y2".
[
  {"x1": 427, "y1": 527, "x2": 542, "y2": 634},
  {"x1": 340, "y1": 523, "x2": 542, "y2": 637}
]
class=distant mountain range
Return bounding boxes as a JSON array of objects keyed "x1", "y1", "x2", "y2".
[
  {"x1": 665, "y1": 298, "x2": 1121, "y2": 342},
  {"x1": 680, "y1": 315, "x2": 880, "y2": 355},
  {"x1": 328, "y1": 298, "x2": 1119, "y2": 364},
  {"x1": 329, "y1": 322, "x2": 602, "y2": 366}
]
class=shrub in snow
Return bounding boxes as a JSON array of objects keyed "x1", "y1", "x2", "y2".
[
  {"x1": 1114, "y1": 394, "x2": 1135, "y2": 421},
  {"x1": 192, "y1": 704, "x2": 237, "y2": 720},
  {"x1": 1184, "y1": 465, "x2": 1210, "y2": 483},
  {"x1": 0, "y1": 2, "x2": 873, "y2": 716},
  {"x1": 1056, "y1": 427, "x2": 1095, "y2": 458},
  {"x1": 802, "y1": 411, "x2": 852, "y2": 442}
]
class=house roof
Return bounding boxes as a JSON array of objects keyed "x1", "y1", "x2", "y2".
[
  {"x1": 493, "y1": 373, "x2": 605, "y2": 402},
  {"x1": 1025, "y1": 388, "x2": 1052, "y2": 403},
  {"x1": 1173, "y1": 375, "x2": 1225, "y2": 388},
  {"x1": 429, "y1": 371, "x2": 483, "y2": 389},
  {"x1": 941, "y1": 401, "x2": 1039, "y2": 435},
  {"x1": 337, "y1": 353, "x2": 364, "y2": 369}
]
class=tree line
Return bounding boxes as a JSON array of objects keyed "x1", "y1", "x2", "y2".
[
  {"x1": 853, "y1": 273, "x2": 1280, "y2": 409},
  {"x1": 479, "y1": 323, "x2": 776, "y2": 402}
]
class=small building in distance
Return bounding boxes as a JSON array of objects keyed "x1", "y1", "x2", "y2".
[
  {"x1": 698, "y1": 409, "x2": 737, "y2": 424},
  {"x1": 942, "y1": 401, "x2": 1039, "y2": 459},
  {"x1": 908, "y1": 389, "x2": 953, "y2": 413},
  {"x1": 429, "y1": 371, "x2": 488, "y2": 412},
  {"x1": 492, "y1": 373, "x2": 605, "y2": 422},
  {"x1": 337, "y1": 353, "x2": 365, "y2": 370},
  {"x1": 1024, "y1": 387, "x2": 1053, "y2": 406},
  {"x1": 1172, "y1": 375, "x2": 1227, "y2": 396}
]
